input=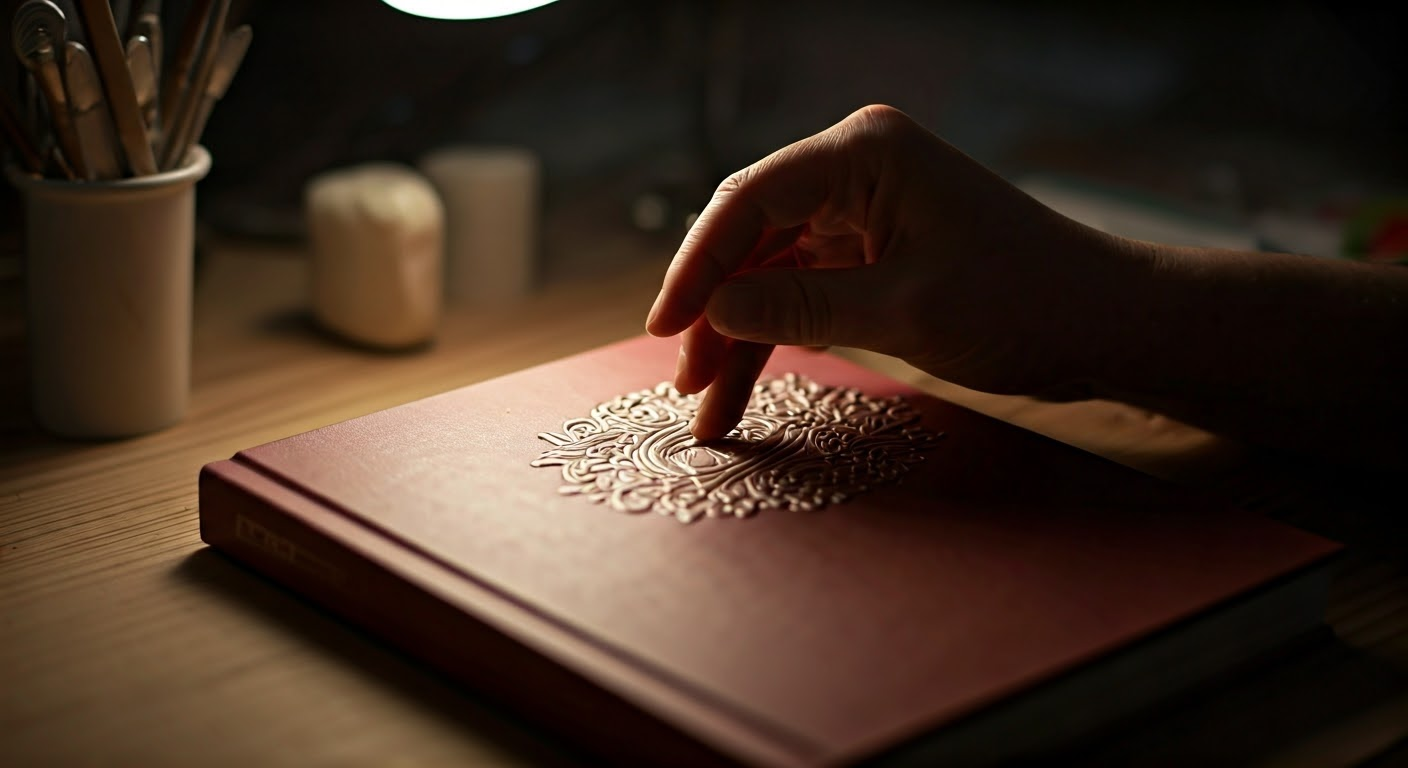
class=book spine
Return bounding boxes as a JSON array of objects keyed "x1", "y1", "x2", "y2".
[{"x1": 197, "y1": 460, "x2": 750, "y2": 768}]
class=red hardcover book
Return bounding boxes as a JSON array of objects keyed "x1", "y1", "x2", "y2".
[{"x1": 199, "y1": 334, "x2": 1340, "y2": 767}]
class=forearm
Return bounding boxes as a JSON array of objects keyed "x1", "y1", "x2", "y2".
[{"x1": 1087, "y1": 236, "x2": 1408, "y2": 470}]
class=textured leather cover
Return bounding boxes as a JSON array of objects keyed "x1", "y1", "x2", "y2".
[{"x1": 199, "y1": 334, "x2": 1341, "y2": 766}]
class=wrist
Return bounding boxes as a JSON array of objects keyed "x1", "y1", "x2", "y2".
[{"x1": 1059, "y1": 229, "x2": 1166, "y2": 401}]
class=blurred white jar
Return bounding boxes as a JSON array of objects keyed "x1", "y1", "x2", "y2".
[
  {"x1": 419, "y1": 146, "x2": 539, "y2": 306},
  {"x1": 305, "y1": 164, "x2": 443, "y2": 349}
]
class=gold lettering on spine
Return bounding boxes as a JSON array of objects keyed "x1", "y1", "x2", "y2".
[{"x1": 235, "y1": 515, "x2": 345, "y2": 584}]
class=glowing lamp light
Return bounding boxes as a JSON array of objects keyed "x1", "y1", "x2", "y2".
[{"x1": 381, "y1": 0, "x2": 560, "y2": 20}]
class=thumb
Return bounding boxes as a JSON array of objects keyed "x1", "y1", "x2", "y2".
[{"x1": 705, "y1": 267, "x2": 896, "y2": 351}]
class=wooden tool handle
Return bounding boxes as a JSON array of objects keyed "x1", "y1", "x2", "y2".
[
  {"x1": 160, "y1": 0, "x2": 230, "y2": 170},
  {"x1": 159, "y1": 0, "x2": 215, "y2": 143},
  {"x1": 75, "y1": 0, "x2": 157, "y2": 175},
  {"x1": 31, "y1": 47, "x2": 90, "y2": 179}
]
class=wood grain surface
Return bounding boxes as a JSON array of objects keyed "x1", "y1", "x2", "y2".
[{"x1": 2, "y1": 242, "x2": 1405, "y2": 766}]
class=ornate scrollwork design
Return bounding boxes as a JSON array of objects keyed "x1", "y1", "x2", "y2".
[{"x1": 531, "y1": 374, "x2": 941, "y2": 523}]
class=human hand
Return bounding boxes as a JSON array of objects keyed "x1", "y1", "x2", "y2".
[{"x1": 646, "y1": 104, "x2": 1130, "y2": 440}]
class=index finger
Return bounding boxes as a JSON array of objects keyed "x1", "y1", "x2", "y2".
[{"x1": 645, "y1": 131, "x2": 849, "y2": 338}]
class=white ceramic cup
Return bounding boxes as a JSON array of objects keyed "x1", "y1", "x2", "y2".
[
  {"x1": 419, "y1": 146, "x2": 539, "y2": 306},
  {"x1": 7, "y1": 146, "x2": 211, "y2": 438}
]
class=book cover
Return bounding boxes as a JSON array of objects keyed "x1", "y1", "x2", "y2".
[{"x1": 199, "y1": 334, "x2": 1340, "y2": 766}]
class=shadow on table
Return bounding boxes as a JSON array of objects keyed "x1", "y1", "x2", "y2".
[
  {"x1": 172, "y1": 547, "x2": 590, "y2": 768},
  {"x1": 254, "y1": 307, "x2": 436, "y2": 355},
  {"x1": 1049, "y1": 627, "x2": 1408, "y2": 766}
]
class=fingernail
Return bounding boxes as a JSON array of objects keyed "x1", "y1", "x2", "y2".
[{"x1": 673, "y1": 346, "x2": 687, "y2": 383}]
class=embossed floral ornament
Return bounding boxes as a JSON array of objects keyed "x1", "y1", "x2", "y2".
[{"x1": 530, "y1": 374, "x2": 941, "y2": 523}]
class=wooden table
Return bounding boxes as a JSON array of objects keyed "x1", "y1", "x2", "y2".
[{"x1": 3, "y1": 241, "x2": 1406, "y2": 766}]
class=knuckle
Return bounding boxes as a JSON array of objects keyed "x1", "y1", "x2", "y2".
[
  {"x1": 715, "y1": 166, "x2": 755, "y2": 199},
  {"x1": 854, "y1": 103, "x2": 902, "y2": 124},
  {"x1": 708, "y1": 166, "x2": 767, "y2": 220},
  {"x1": 836, "y1": 105, "x2": 924, "y2": 171},
  {"x1": 848, "y1": 104, "x2": 912, "y2": 136}
]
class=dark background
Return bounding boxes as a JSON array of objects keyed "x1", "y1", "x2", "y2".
[{"x1": 4, "y1": 0, "x2": 1407, "y2": 279}]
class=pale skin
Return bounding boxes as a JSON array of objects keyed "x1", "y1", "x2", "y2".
[{"x1": 646, "y1": 104, "x2": 1408, "y2": 472}]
